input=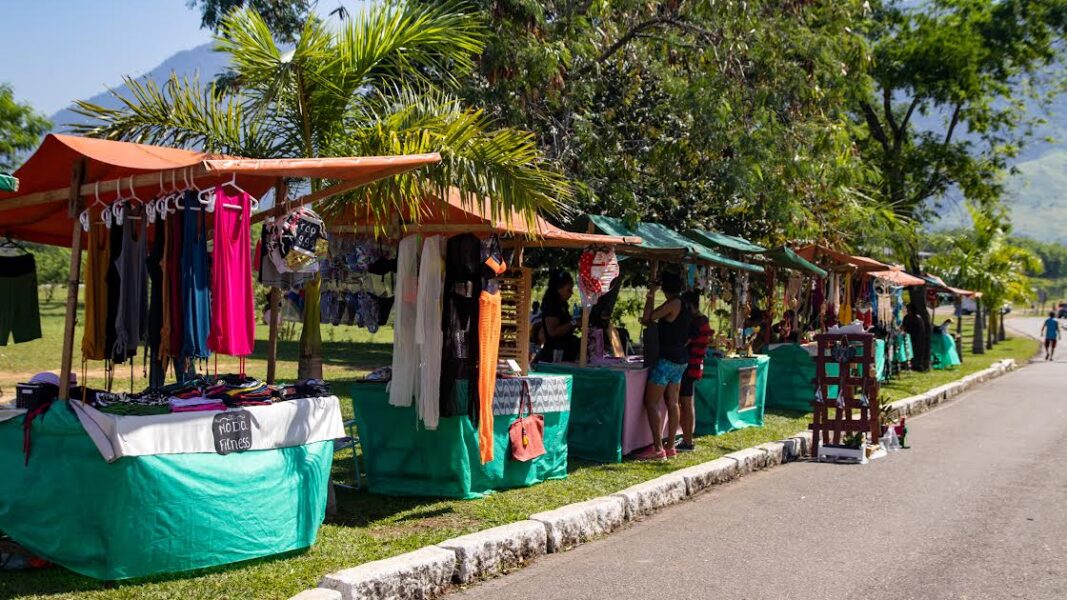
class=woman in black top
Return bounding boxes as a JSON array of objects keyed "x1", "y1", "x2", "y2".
[
  {"x1": 536, "y1": 270, "x2": 580, "y2": 363},
  {"x1": 636, "y1": 271, "x2": 690, "y2": 460}
]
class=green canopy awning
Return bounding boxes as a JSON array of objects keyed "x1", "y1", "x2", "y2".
[
  {"x1": 582, "y1": 215, "x2": 764, "y2": 273},
  {"x1": 686, "y1": 229, "x2": 826, "y2": 277},
  {"x1": 0, "y1": 174, "x2": 17, "y2": 193}
]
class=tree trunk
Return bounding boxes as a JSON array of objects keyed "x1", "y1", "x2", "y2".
[
  {"x1": 998, "y1": 310, "x2": 1007, "y2": 341},
  {"x1": 906, "y1": 254, "x2": 932, "y2": 372},
  {"x1": 972, "y1": 298, "x2": 985, "y2": 355},
  {"x1": 987, "y1": 310, "x2": 996, "y2": 349}
]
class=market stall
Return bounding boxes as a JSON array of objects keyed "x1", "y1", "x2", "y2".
[
  {"x1": 0, "y1": 134, "x2": 439, "y2": 579},
  {"x1": 336, "y1": 189, "x2": 640, "y2": 493},
  {"x1": 552, "y1": 215, "x2": 768, "y2": 461},
  {"x1": 921, "y1": 273, "x2": 979, "y2": 368}
]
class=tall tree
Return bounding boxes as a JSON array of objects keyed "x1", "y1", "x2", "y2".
[
  {"x1": 75, "y1": 2, "x2": 569, "y2": 376},
  {"x1": 0, "y1": 84, "x2": 51, "y2": 172},
  {"x1": 856, "y1": 0, "x2": 1067, "y2": 369},
  {"x1": 420, "y1": 0, "x2": 875, "y2": 245},
  {"x1": 188, "y1": 0, "x2": 313, "y2": 43}
]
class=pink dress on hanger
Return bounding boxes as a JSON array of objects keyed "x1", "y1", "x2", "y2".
[{"x1": 208, "y1": 186, "x2": 255, "y2": 357}]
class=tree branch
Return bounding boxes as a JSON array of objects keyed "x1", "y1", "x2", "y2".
[
  {"x1": 899, "y1": 97, "x2": 920, "y2": 135},
  {"x1": 910, "y1": 102, "x2": 963, "y2": 206},
  {"x1": 883, "y1": 87, "x2": 899, "y2": 139},
  {"x1": 860, "y1": 100, "x2": 890, "y2": 153},
  {"x1": 571, "y1": 16, "x2": 721, "y2": 79}
]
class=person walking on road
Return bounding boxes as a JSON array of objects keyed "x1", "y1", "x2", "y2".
[{"x1": 1040, "y1": 311, "x2": 1060, "y2": 361}]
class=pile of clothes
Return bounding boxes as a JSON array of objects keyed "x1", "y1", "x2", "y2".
[{"x1": 89, "y1": 376, "x2": 332, "y2": 416}]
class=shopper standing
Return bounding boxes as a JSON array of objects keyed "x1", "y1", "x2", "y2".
[{"x1": 636, "y1": 272, "x2": 690, "y2": 460}]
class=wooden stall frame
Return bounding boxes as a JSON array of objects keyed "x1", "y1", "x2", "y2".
[{"x1": 809, "y1": 332, "x2": 881, "y2": 456}]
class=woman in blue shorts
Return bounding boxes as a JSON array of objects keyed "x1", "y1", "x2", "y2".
[{"x1": 636, "y1": 272, "x2": 691, "y2": 460}]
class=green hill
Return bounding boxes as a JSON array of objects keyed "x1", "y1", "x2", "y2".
[{"x1": 1005, "y1": 150, "x2": 1067, "y2": 244}]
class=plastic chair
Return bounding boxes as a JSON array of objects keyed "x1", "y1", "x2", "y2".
[{"x1": 332, "y1": 414, "x2": 361, "y2": 490}]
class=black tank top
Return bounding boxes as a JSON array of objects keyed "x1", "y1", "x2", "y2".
[{"x1": 657, "y1": 298, "x2": 691, "y2": 363}]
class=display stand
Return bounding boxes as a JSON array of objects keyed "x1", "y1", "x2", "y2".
[
  {"x1": 351, "y1": 376, "x2": 572, "y2": 498},
  {"x1": 810, "y1": 333, "x2": 881, "y2": 456},
  {"x1": 693, "y1": 355, "x2": 769, "y2": 435}
]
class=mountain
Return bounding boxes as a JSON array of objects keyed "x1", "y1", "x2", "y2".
[
  {"x1": 1004, "y1": 150, "x2": 1067, "y2": 245},
  {"x1": 49, "y1": 43, "x2": 229, "y2": 132}
]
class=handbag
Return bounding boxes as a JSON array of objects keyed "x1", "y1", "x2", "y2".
[{"x1": 509, "y1": 380, "x2": 546, "y2": 462}]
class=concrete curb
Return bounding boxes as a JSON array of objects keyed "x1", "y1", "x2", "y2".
[
  {"x1": 299, "y1": 358, "x2": 1018, "y2": 600},
  {"x1": 885, "y1": 359, "x2": 1016, "y2": 419}
]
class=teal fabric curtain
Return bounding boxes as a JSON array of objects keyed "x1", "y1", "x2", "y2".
[
  {"x1": 531, "y1": 363, "x2": 625, "y2": 463},
  {"x1": 0, "y1": 402, "x2": 333, "y2": 581},
  {"x1": 352, "y1": 380, "x2": 572, "y2": 499},
  {"x1": 694, "y1": 355, "x2": 769, "y2": 435}
]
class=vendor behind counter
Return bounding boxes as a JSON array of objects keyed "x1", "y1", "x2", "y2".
[{"x1": 535, "y1": 270, "x2": 580, "y2": 363}]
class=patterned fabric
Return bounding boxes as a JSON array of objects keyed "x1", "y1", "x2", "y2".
[
  {"x1": 577, "y1": 248, "x2": 619, "y2": 307},
  {"x1": 686, "y1": 315, "x2": 713, "y2": 379},
  {"x1": 491, "y1": 376, "x2": 571, "y2": 416}
]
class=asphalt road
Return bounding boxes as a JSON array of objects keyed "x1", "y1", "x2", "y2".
[{"x1": 460, "y1": 319, "x2": 1066, "y2": 600}]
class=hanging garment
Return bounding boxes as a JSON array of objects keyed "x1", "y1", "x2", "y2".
[
  {"x1": 208, "y1": 188, "x2": 255, "y2": 357},
  {"x1": 105, "y1": 217, "x2": 123, "y2": 361},
  {"x1": 164, "y1": 211, "x2": 184, "y2": 373},
  {"x1": 81, "y1": 206, "x2": 111, "y2": 361},
  {"x1": 839, "y1": 273, "x2": 853, "y2": 324},
  {"x1": 577, "y1": 248, "x2": 620, "y2": 307},
  {"x1": 415, "y1": 236, "x2": 444, "y2": 430},
  {"x1": 440, "y1": 234, "x2": 482, "y2": 418},
  {"x1": 477, "y1": 290, "x2": 502, "y2": 464},
  {"x1": 181, "y1": 192, "x2": 211, "y2": 361},
  {"x1": 388, "y1": 235, "x2": 420, "y2": 408},
  {"x1": 113, "y1": 214, "x2": 148, "y2": 362},
  {"x1": 147, "y1": 219, "x2": 166, "y2": 387},
  {"x1": 0, "y1": 253, "x2": 42, "y2": 346}
]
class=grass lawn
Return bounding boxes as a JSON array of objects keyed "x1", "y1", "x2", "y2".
[{"x1": 0, "y1": 294, "x2": 1038, "y2": 600}]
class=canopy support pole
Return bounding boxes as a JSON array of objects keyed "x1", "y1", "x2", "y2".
[{"x1": 59, "y1": 160, "x2": 86, "y2": 401}]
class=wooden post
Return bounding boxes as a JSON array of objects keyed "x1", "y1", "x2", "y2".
[
  {"x1": 265, "y1": 178, "x2": 285, "y2": 384},
  {"x1": 59, "y1": 160, "x2": 86, "y2": 401},
  {"x1": 514, "y1": 246, "x2": 532, "y2": 375},
  {"x1": 578, "y1": 305, "x2": 591, "y2": 366}
]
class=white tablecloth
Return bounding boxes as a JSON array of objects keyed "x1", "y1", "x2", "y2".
[{"x1": 71, "y1": 395, "x2": 346, "y2": 462}]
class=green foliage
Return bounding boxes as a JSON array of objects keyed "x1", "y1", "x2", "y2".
[
  {"x1": 187, "y1": 0, "x2": 312, "y2": 43},
  {"x1": 72, "y1": 1, "x2": 569, "y2": 227},
  {"x1": 0, "y1": 84, "x2": 51, "y2": 172},
  {"x1": 419, "y1": 0, "x2": 875, "y2": 245},
  {"x1": 926, "y1": 202, "x2": 1043, "y2": 308},
  {"x1": 857, "y1": 0, "x2": 1067, "y2": 260},
  {"x1": 1011, "y1": 235, "x2": 1067, "y2": 278}
]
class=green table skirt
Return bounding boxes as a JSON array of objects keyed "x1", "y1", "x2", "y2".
[
  {"x1": 931, "y1": 331, "x2": 962, "y2": 369},
  {"x1": 694, "y1": 355, "x2": 769, "y2": 435},
  {"x1": 766, "y1": 340, "x2": 885, "y2": 411},
  {"x1": 352, "y1": 379, "x2": 571, "y2": 499},
  {"x1": 0, "y1": 402, "x2": 333, "y2": 581},
  {"x1": 532, "y1": 363, "x2": 629, "y2": 463}
]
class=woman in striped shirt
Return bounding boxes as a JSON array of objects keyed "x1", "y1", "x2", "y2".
[{"x1": 678, "y1": 291, "x2": 714, "y2": 452}]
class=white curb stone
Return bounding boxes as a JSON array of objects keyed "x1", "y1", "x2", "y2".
[
  {"x1": 319, "y1": 546, "x2": 456, "y2": 600},
  {"x1": 530, "y1": 495, "x2": 627, "y2": 553},
  {"x1": 724, "y1": 447, "x2": 768, "y2": 474},
  {"x1": 290, "y1": 590, "x2": 343, "y2": 600},
  {"x1": 756, "y1": 441, "x2": 786, "y2": 467},
  {"x1": 436, "y1": 520, "x2": 547, "y2": 584},
  {"x1": 674, "y1": 457, "x2": 740, "y2": 496},
  {"x1": 611, "y1": 473, "x2": 688, "y2": 520}
]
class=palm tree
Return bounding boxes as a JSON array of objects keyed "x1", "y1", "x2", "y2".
[
  {"x1": 928, "y1": 203, "x2": 1041, "y2": 353},
  {"x1": 73, "y1": 2, "x2": 569, "y2": 376}
]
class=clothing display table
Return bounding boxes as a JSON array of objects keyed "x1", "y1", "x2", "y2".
[
  {"x1": 352, "y1": 375, "x2": 572, "y2": 499},
  {"x1": 693, "y1": 355, "x2": 769, "y2": 435},
  {"x1": 931, "y1": 331, "x2": 961, "y2": 370},
  {"x1": 0, "y1": 397, "x2": 343, "y2": 580},
  {"x1": 766, "y1": 338, "x2": 887, "y2": 412},
  {"x1": 533, "y1": 362, "x2": 672, "y2": 463}
]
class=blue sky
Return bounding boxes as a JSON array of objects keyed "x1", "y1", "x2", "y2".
[{"x1": 1, "y1": 1, "x2": 211, "y2": 115}]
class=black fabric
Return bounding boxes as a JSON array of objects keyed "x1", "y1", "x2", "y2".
[
  {"x1": 656, "y1": 298, "x2": 692, "y2": 364},
  {"x1": 367, "y1": 256, "x2": 397, "y2": 276},
  {"x1": 440, "y1": 234, "x2": 483, "y2": 420},
  {"x1": 105, "y1": 221, "x2": 122, "y2": 362},
  {"x1": 147, "y1": 225, "x2": 166, "y2": 387},
  {"x1": 0, "y1": 253, "x2": 36, "y2": 277},
  {"x1": 589, "y1": 276, "x2": 622, "y2": 329}
]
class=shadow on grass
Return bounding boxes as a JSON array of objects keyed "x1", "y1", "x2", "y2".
[{"x1": 251, "y1": 339, "x2": 393, "y2": 370}]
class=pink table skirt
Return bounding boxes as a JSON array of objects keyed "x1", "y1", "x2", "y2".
[{"x1": 620, "y1": 368, "x2": 678, "y2": 455}]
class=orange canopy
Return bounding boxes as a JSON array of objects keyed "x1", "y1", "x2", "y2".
[
  {"x1": 870, "y1": 268, "x2": 926, "y2": 287},
  {"x1": 795, "y1": 244, "x2": 889, "y2": 273},
  {"x1": 0, "y1": 134, "x2": 440, "y2": 246},
  {"x1": 336, "y1": 187, "x2": 641, "y2": 249}
]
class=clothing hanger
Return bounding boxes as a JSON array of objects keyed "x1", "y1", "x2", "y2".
[
  {"x1": 221, "y1": 172, "x2": 259, "y2": 211},
  {"x1": 178, "y1": 168, "x2": 201, "y2": 212},
  {"x1": 0, "y1": 234, "x2": 27, "y2": 256},
  {"x1": 125, "y1": 176, "x2": 144, "y2": 222},
  {"x1": 195, "y1": 169, "x2": 217, "y2": 212}
]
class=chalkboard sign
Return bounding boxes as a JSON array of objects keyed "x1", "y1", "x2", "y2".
[{"x1": 212, "y1": 410, "x2": 253, "y2": 455}]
